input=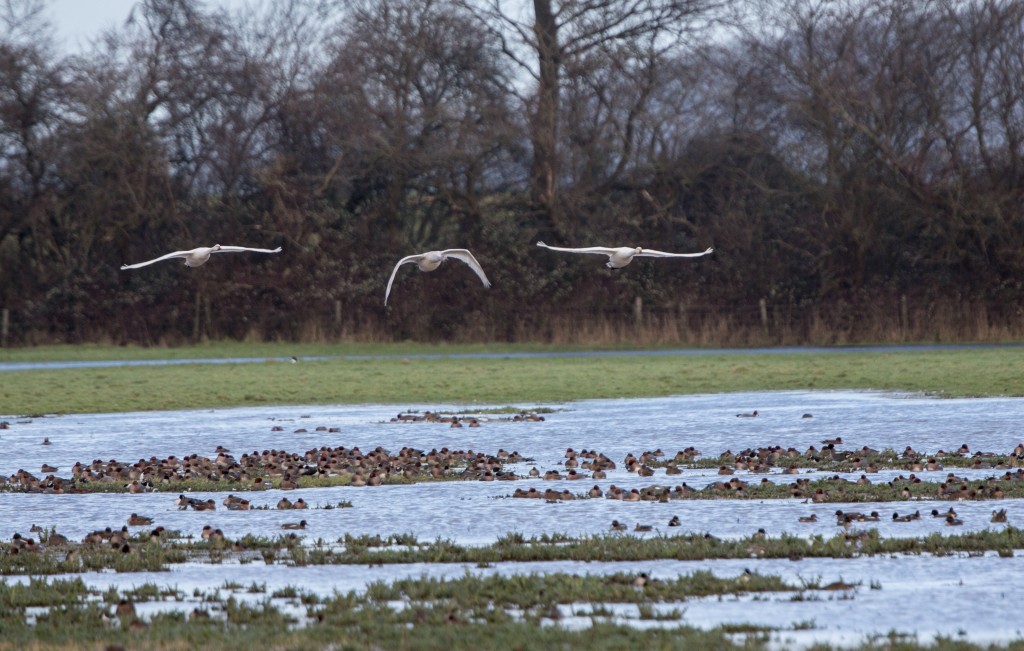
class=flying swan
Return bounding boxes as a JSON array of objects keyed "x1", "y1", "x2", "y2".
[
  {"x1": 385, "y1": 249, "x2": 491, "y2": 305},
  {"x1": 536, "y1": 241, "x2": 713, "y2": 269},
  {"x1": 120, "y1": 244, "x2": 283, "y2": 270}
]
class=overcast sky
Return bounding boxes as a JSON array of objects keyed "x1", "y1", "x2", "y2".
[
  {"x1": 44, "y1": 0, "x2": 139, "y2": 50},
  {"x1": 44, "y1": 0, "x2": 246, "y2": 52}
]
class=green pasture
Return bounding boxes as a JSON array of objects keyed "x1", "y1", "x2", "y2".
[{"x1": 2, "y1": 343, "x2": 1024, "y2": 415}]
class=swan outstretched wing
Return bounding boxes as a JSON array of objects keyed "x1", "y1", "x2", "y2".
[
  {"x1": 442, "y1": 249, "x2": 491, "y2": 288},
  {"x1": 213, "y1": 246, "x2": 283, "y2": 254},
  {"x1": 120, "y1": 249, "x2": 195, "y2": 270},
  {"x1": 384, "y1": 254, "x2": 426, "y2": 305},
  {"x1": 536, "y1": 241, "x2": 617, "y2": 255},
  {"x1": 636, "y1": 246, "x2": 714, "y2": 258}
]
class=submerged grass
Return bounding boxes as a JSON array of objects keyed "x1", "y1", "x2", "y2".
[
  {"x1": 296, "y1": 528, "x2": 1024, "y2": 565},
  {"x1": 362, "y1": 569, "x2": 796, "y2": 605},
  {"x1": 0, "y1": 570, "x2": 784, "y2": 651},
  {"x1": 2, "y1": 571, "x2": 1023, "y2": 650},
  {"x1": 4, "y1": 345, "x2": 1024, "y2": 414},
  {"x1": 5, "y1": 528, "x2": 1024, "y2": 575}
]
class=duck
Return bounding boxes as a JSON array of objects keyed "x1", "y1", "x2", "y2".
[
  {"x1": 634, "y1": 523, "x2": 653, "y2": 532},
  {"x1": 120, "y1": 244, "x2": 282, "y2": 270},
  {"x1": 834, "y1": 510, "x2": 862, "y2": 524},
  {"x1": 821, "y1": 437, "x2": 842, "y2": 445},
  {"x1": 736, "y1": 410, "x2": 759, "y2": 418},
  {"x1": 114, "y1": 598, "x2": 136, "y2": 620},
  {"x1": 945, "y1": 514, "x2": 964, "y2": 526},
  {"x1": 991, "y1": 509, "x2": 1008, "y2": 523},
  {"x1": 535, "y1": 241, "x2": 713, "y2": 269},
  {"x1": 798, "y1": 514, "x2": 818, "y2": 523},
  {"x1": 223, "y1": 494, "x2": 245, "y2": 506},
  {"x1": 127, "y1": 513, "x2": 154, "y2": 527},
  {"x1": 610, "y1": 520, "x2": 628, "y2": 531},
  {"x1": 668, "y1": 515, "x2": 681, "y2": 527},
  {"x1": 224, "y1": 495, "x2": 251, "y2": 511},
  {"x1": 281, "y1": 520, "x2": 307, "y2": 530},
  {"x1": 175, "y1": 494, "x2": 200, "y2": 510},
  {"x1": 384, "y1": 249, "x2": 491, "y2": 304}
]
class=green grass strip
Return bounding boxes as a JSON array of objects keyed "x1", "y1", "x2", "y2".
[{"x1": 4, "y1": 346, "x2": 1024, "y2": 414}]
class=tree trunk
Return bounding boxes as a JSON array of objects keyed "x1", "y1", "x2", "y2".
[{"x1": 531, "y1": 0, "x2": 561, "y2": 235}]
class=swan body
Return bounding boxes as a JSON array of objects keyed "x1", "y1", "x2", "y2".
[
  {"x1": 384, "y1": 249, "x2": 491, "y2": 305},
  {"x1": 120, "y1": 244, "x2": 282, "y2": 270},
  {"x1": 536, "y1": 241, "x2": 713, "y2": 268}
]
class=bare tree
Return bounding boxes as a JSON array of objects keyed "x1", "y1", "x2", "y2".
[
  {"x1": 462, "y1": 0, "x2": 728, "y2": 235},
  {"x1": 0, "y1": 0, "x2": 67, "y2": 287},
  {"x1": 320, "y1": 0, "x2": 517, "y2": 247}
]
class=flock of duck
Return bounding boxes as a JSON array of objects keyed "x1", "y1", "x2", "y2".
[
  {"x1": 0, "y1": 442, "x2": 531, "y2": 494},
  {"x1": 5, "y1": 402, "x2": 1023, "y2": 561},
  {"x1": 118, "y1": 241, "x2": 714, "y2": 304},
  {"x1": 829, "y1": 506, "x2": 1009, "y2": 527}
]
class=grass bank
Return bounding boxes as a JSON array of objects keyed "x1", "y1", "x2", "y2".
[{"x1": 3, "y1": 344, "x2": 1024, "y2": 414}]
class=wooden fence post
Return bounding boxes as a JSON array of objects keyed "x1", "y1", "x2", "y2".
[
  {"x1": 759, "y1": 298, "x2": 769, "y2": 333},
  {"x1": 193, "y1": 292, "x2": 201, "y2": 341},
  {"x1": 633, "y1": 296, "x2": 643, "y2": 326},
  {"x1": 204, "y1": 296, "x2": 212, "y2": 341}
]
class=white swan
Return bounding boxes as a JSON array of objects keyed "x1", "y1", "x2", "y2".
[
  {"x1": 536, "y1": 241, "x2": 713, "y2": 269},
  {"x1": 385, "y1": 249, "x2": 491, "y2": 305},
  {"x1": 120, "y1": 244, "x2": 282, "y2": 270}
]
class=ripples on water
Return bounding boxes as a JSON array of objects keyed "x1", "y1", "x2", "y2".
[{"x1": 3, "y1": 390, "x2": 1024, "y2": 645}]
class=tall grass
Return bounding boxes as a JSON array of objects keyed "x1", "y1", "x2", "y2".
[{"x1": 7, "y1": 294, "x2": 1024, "y2": 348}]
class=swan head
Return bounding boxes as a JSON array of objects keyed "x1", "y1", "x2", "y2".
[
  {"x1": 634, "y1": 247, "x2": 643, "y2": 254},
  {"x1": 212, "y1": 244, "x2": 222, "y2": 251}
]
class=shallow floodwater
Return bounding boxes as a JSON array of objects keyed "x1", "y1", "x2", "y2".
[{"x1": 3, "y1": 390, "x2": 1024, "y2": 646}]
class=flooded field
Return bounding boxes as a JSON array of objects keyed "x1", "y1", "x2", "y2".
[{"x1": 3, "y1": 390, "x2": 1024, "y2": 647}]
